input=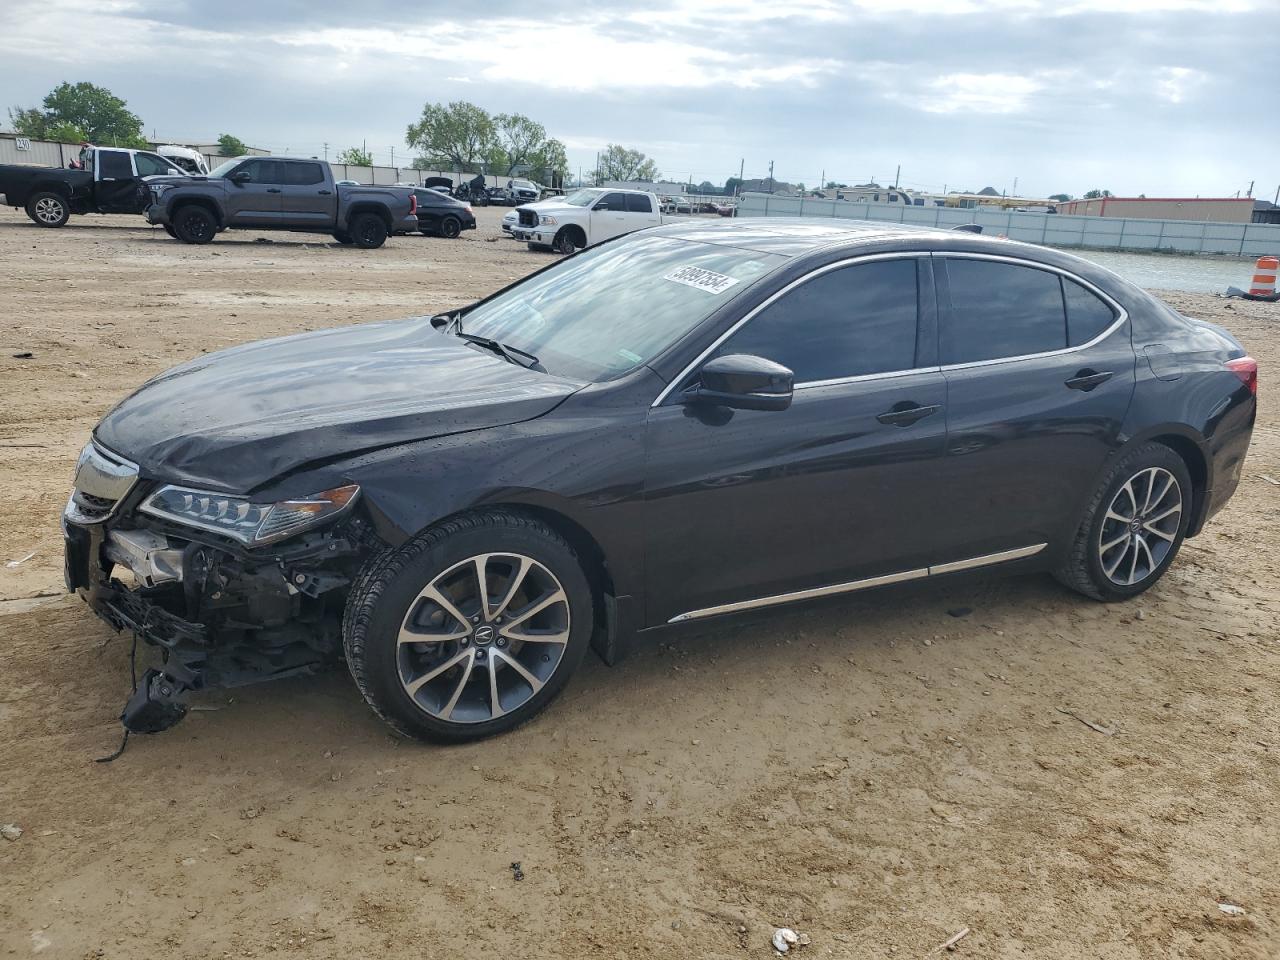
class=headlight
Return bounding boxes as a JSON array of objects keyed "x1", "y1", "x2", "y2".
[
  {"x1": 139, "y1": 484, "x2": 359, "y2": 546},
  {"x1": 150, "y1": 184, "x2": 174, "y2": 200},
  {"x1": 539, "y1": 215, "x2": 558, "y2": 225}
]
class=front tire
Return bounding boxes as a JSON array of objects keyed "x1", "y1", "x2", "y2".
[
  {"x1": 163, "y1": 224, "x2": 179, "y2": 239},
  {"x1": 1054, "y1": 442, "x2": 1191, "y2": 601},
  {"x1": 332, "y1": 230, "x2": 353, "y2": 244},
  {"x1": 172, "y1": 205, "x2": 216, "y2": 244},
  {"x1": 25, "y1": 192, "x2": 70, "y2": 227},
  {"x1": 349, "y1": 212, "x2": 388, "y2": 249},
  {"x1": 553, "y1": 229, "x2": 579, "y2": 256},
  {"x1": 343, "y1": 510, "x2": 593, "y2": 743}
]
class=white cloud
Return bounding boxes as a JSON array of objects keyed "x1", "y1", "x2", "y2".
[{"x1": 1155, "y1": 66, "x2": 1207, "y2": 103}]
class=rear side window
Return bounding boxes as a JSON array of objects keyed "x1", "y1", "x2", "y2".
[
  {"x1": 625, "y1": 193, "x2": 653, "y2": 213},
  {"x1": 942, "y1": 260, "x2": 1066, "y2": 364},
  {"x1": 97, "y1": 151, "x2": 133, "y2": 179},
  {"x1": 1063, "y1": 278, "x2": 1117, "y2": 346},
  {"x1": 283, "y1": 162, "x2": 326, "y2": 186},
  {"x1": 716, "y1": 259, "x2": 920, "y2": 382}
]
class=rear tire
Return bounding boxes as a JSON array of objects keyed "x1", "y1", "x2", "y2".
[
  {"x1": 343, "y1": 510, "x2": 593, "y2": 743},
  {"x1": 349, "y1": 213, "x2": 388, "y2": 249},
  {"x1": 25, "y1": 192, "x2": 70, "y2": 227},
  {"x1": 172, "y1": 205, "x2": 216, "y2": 244},
  {"x1": 1054, "y1": 442, "x2": 1192, "y2": 602},
  {"x1": 439, "y1": 216, "x2": 461, "y2": 239}
]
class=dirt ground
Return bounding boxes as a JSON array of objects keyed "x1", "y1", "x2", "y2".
[{"x1": 1, "y1": 205, "x2": 1277, "y2": 960}]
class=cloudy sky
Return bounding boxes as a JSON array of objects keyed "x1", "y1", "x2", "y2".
[{"x1": 1, "y1": 0, "x2": 1275, "y2": 199}]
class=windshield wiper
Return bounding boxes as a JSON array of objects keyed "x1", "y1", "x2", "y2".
[{"x1": 450, "y1": 320, "x2": 543, "y2": 371}]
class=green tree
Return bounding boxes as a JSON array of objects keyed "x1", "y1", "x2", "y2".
[
  {"x1": 217, "y1": 133, "x2": 250, "y2": 156},
  {"x1": 724, "y1": 176, "x2": 742, "y2": 195},
  {"x1": 406, "y1": 101, "x2": 496, "y2": 173},
  {"x1": 10, "y1": 81, "x2": 146, "y2": 146},
  {"x1": 336, "y1": 145, "x2": 372, "y2": 166},
  {"x1": 595, "y1": 144, "x2": 659, "y2": 183},
  {"x1": 1082, "y1": 188, "x2": 1112, "y2": 199},
  {"x1": 530, "y1": 138, "x2": 568, "y2": 180},
  {"x1": 1049, "y1": 193, "x2": 1072, "y2": 202},
  {"x1": 488, "y1": 113, "x2": 549, "y2": 175}
]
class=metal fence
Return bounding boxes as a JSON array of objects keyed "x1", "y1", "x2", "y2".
[{"x1": 737, "y1": 193, "x2": 1280, "y2": 258}]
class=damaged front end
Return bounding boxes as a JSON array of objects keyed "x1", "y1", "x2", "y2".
[{"x1": 63, "y1": 442, "x2": 381, "y2": 735}]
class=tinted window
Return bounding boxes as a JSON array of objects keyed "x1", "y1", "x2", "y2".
[
  {"x1": 716, "y1": 259, "x2": 920, "y2": 382},
  {"x1": 596, "y1": 192, "x2": 628, "y2": 211},
  {"x1": 282, "y1": 161, "x2": 325, "y2": 186},
  {"x1": 1064, "y1": 278, "x2": 1116, "y2": 346},
  {"x1": 237, "y1": 159, "x2": 284, "y2": 184},
  {"x1": 942, "y1": 260, "x2": 1066, "y2": 364},
  {"x1": 625, "y1": 193, "x2": 653, "y2": 213},
  {"x1": 97, "y1": 151, "x2": 133, "y2": 179},
  {"x1": 134, "y1": 153, "x2": 173, "y2": 177}
]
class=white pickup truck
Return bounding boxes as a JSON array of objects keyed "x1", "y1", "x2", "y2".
[{"x1": 510, "y1": 187, "x2": 661, "y2": 254}]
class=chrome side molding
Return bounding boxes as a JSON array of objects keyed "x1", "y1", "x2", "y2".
[{"x1": 667, "y1": 542, "x2": 1046, "y2": 624}]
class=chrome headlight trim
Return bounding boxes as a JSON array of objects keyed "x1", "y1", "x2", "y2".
[{"x1": 138, "y1": 483, "x2": 360, "y2": 546}]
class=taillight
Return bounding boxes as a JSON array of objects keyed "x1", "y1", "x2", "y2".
[
  {"x1": 409, "y1": 194, "x2": 417, "y2": 215},
  {"x1": 1226, "y1": 356, "x2": 1257, "y2": 395}
]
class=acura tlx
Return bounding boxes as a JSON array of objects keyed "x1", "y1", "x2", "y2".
[{"x1": 62, "y1": 219, "x2": 1256, "y2": 742}]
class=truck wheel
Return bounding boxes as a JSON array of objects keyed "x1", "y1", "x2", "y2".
[
  {"x1": 25, "y1": 192, "x2": 70, "y2": 227},
  {"x1": 163, "y1": 225, "x2": 178, "y2": 239},
  {"x1": 438, "y1": 216, "x2": 462, "y2": 239},
  {"x1": 332, "y1": 230, "x2": 354, "y2": 244},
  {"x1": 554, "y1": 229, "x2": 579, "y2": 256},
  {"x1": 350, "y1": 213, "x2": 388, "y2": 249},
  {"x1": 343, "y1": 509, "x2": 592, "y2": 743},
  {"x1": 172, "y1": 205, "x2": 216, "y2": 244}
]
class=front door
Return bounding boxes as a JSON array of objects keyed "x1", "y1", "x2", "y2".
[
  {"x1": 929, "y1": 255, "x2": 1137, "y2": 564},
  {"x1": 93, "y1": 150, "x2": 148, "y2": 213},
  {"x1": 279, "y1": 160, "x2": 336, "y2": 224},
  {"x1": 224, "y1": 159, "x2": 284, "y2": 226},
  {"x1": 589, "y1": 192, "x2": 631, "y2": 244},
  {"x1": 643, "y1": 256, "x2": 948, "y2": 625}
]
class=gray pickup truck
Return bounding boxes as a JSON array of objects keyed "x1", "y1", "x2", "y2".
[{"x1": 145, "y1": 156, "x2": 417, "y2": 248}]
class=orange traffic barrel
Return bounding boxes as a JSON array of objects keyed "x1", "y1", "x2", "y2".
[{"x1": 1250, "y1": 256, "x2": 1279, "y2": 298}]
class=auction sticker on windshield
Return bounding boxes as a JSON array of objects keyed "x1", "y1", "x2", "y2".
[{"x1": 664, "y1": 265, "x2": 741, "y2": 294}]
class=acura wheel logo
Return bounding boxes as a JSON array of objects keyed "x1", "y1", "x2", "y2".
[{"x1": 473, "y1": 624, "x2": 495, "y2": 645}]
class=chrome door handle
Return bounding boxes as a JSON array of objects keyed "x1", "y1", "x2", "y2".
[
  {"x1": 877, "y1": 403, "x2": 941, "y2": 426},
  {"x1": 1065, "y1": 369, "x2": 1113, "y2": 391}
]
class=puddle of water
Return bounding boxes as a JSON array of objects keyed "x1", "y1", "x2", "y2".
[{"x1": 1056, "y1": 248, "x2": 1257, "y2": 294}]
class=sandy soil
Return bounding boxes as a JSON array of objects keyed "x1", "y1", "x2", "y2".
[{"x1": 1, "y1": 205, "x2": 1277, "y2": 959}]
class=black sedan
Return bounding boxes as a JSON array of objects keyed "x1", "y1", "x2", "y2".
[
  {"x1": 63, "y1": 220, "x2": 1256, "y2": 743},
  {"x1": 408, "y1": 187, "x2": 476, "y2": 238}
]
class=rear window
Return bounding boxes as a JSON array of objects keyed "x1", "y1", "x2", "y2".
[
  {"x1": 97, "y1": 151, "x2": 133, "y2": 179},
  {"x1": 626, "y1": 193, "x2": 653, "y2": 213},
  {"x1": 1064, "y1": 278, "x2": 1117, "y2": 346},
  {"x1": 282, "y1": 162, "x2": 326, "y2": 186},
  {"x1": 941, "y1": 259, "x2": 1067, "y2": 364}
]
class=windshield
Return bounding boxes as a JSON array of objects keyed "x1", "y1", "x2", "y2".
[
  {"x1": 206, "y1": 158, "x2": 243, "y2": 178},
  {"x1": 562, "y1": 189, "x2": 604, "y2": 207},
  {"x1": 458, "y1": 236, "x2": 785, "y2": 382}
]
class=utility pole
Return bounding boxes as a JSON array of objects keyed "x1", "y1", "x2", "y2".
[
  {"x1": 894, "y1": 164, "x2": 900, "y2": 188},
  {"x1": 323, "y1": 142, "x2": 328, "y2": 161},
  {"x1": 1274, "y1": 184, "x2": 1279, "y2": 205},
  {"x1": 595, "y1": 151, "x2": 600, "y2": 186},
  {"x1": 1246, "y1": 180, "x2": 1254, "y2": 197},
  {"x1": 390, "y1": 145, "x2": 395, "y2": 168},
  {"x1": 767, "y1": 160, "x2": 774, "y2": 194},
  {"x1": 1012, "y1": 176, "x2": 1018, "y2": 197},
  {"x1": 737, "y1": 158, "x2": 744, "y2": 195},
  {"x1": 820, "y1": 168, "x2": 824, "y2": 190}
]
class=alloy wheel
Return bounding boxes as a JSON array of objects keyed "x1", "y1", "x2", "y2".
[
  {"x1": 397, "y1": 553, "x2": 571, "y2": 723},
  {"x1": 34, "y1": 197, "x2": 65, "y2": 224},
  {"x1": 181, "y1": 212, "x2": 212, "y2": 241},
  {"x1": 1098, "y1": 466, "x2": 1182, "y2": 586}
]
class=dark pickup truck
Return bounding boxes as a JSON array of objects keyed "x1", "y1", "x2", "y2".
[
  {"x1": 0, "y1": 146, "x2": 188, "y2": 227},
  {"x1": 145, "y1": 156, "x2": 418, "y2": 248}
]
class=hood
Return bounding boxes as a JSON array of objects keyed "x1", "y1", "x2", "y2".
[
  {"x1": 94, "y1": 318, "x2": 582, "y2": 493},
  {"x1": 145, "y1": 174, "x2": 214, "y2": 187},
  {"x1": 522, "y1": 200, "x2": 578, "y2": 215}
]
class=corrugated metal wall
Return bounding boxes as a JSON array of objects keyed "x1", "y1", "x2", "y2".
[{"x1": 736, "y1": 193, "x2": 1280, "y2": 257}]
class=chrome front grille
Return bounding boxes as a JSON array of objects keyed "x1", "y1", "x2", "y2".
[
  {"x1": 518, "y1": 209, "x2": 538, "y2": 227},
  {"x1": 65, "y1": 442, "x2": 139, "y2": 525}
]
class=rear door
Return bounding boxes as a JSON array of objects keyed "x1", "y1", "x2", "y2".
[
  {"x1": 279, "y1": 161, "x2": 335, "y2": 225},
  {"x1": 930, "y1": 255, "x2": 1136, "y2": 563},
  {"x1": 588, "y1": 192, "x2": 631, "y2": 243},
  {"x1": 625, "y1": 192, "x2": 660, "y2": 229},
  {"x1": 224, "y1": 159, "x2": 284, "y2": 225},
  {"x1": 643, "y1": 255, "x2": 949, "y2": 625},
  {"x1": 93, "y1": 150, "x2": 148, "y2": 212}
]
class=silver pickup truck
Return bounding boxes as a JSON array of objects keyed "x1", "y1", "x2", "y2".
[{"x1": 145, "y1": 155, "x2": 417, "y2": 248}]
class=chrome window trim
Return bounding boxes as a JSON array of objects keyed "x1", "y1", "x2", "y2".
[
  {"x1": 651, "y1": 251, "x2": 931, "y2": 408},
  {"x1": 935, "y1": 253, "x2": 1128, "y2": 371},
  {"x1": 795, "y1": 366, "x2": 943, "y2": 391},
  {"x1": 667, "y1": 542, "x2": 1046, "y2": 623}
]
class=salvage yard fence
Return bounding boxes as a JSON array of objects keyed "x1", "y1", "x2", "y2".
[{"x1": 736, "y1": 192, "x2": 1280, "y2": 258}]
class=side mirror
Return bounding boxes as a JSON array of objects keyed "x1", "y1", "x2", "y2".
[
  {"x1": 683, "y1": 354, "x2": 793, "y2": 412},
  {"x1": 230, "y1": 171, "x2": 251, "y2": 184}
]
